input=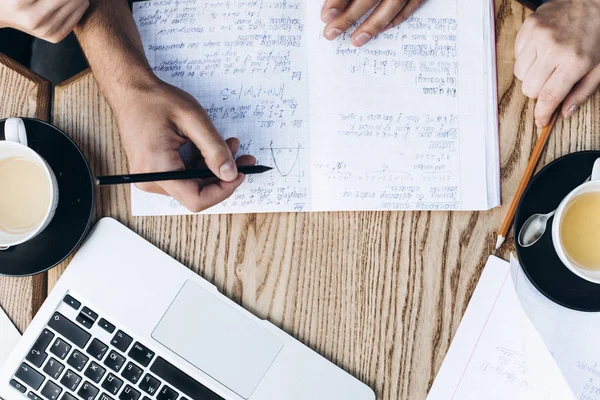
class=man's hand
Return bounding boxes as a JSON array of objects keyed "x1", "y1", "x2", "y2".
[
  {"x1": 321, "y1": 0, "x2": 425, "y2": 47},
  {"x1": 115, "y1": 76, "x2": 256, "y2": 212},
  {"x1": 515, "y1": 0, "x2": 600, "y2": 127},
  {"x1": 0, "y1": 0, "x2": 89, "y2": 43}
]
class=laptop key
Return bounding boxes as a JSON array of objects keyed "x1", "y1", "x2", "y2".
[
  {"x1": 138, "y1": 374, "x2": 160, "y2": 396},
  {"x1": 61, "y1": 369, "x2": 82, "y2": 391},
  {"x1": 41, "y1": 380, "x2": 62, "y2": 400},
  {"x1": 111, "y1": 331, "x2": 133, "y2": 353},
  {"x1": 61, "y1": 393, "x2": 78, "y2": 400},
  {"x1": 76, "y1": 314, "x2": 94, "y2": 330},
  {"x1": 67, "y1": 350, "x2": 89, "y2": 372},
  {"x1": 99, "y1": 394, "x2": 115, "y2": 400},
  {"x1": 104, "y1": 351, "x2": 125, "y2": 373},
  {"x1": 86, "y1": 339, "x2": 109, "y2": 361},
  {"x1": 77, "y1": 382, "x2": 99, "y2": 400},
  {"x1": 101, "y1": 374, "x2": 123, "y2": 396},
  {"x1": 119, "y1": 385, "x2": 140, "y2": 400},
  {"x1": 150, "y1": 357, "x2": 225, "y2": 400},
  {"x1": 81, "y1": 307, "x2": 98, "y2": 322},
  {"x1": 51, "y1": 339, "x2": 72, "y2": 360},
  {"x1": 48, "y1": 313, "x2": 91, "y2": 349},
  {"x1": 156, "y1": 385, "x2": 178, "y2": 400},
  {"x1": 43, "y1": 358, "x2": 65, "y2": 380},
  {"x1": 10, "y1": 379, "x2": 27, "y2": 393},
  {"x1": 98, "y1": 319, "x2": 115, "y2": 334},
  {"x1": 63, "y1": 295, "x2": 81, "y2": 310},
  {"x1": 28, "y1": 392, "x2": 43, "y2": 400},
  {"x1": 26, "y1": 329, "x2": 54, "y2": 367},
  {"x1": 16, "y1": 363, "x2": 45, "y2": 390},
  {"x1": 84, "y1": 362, "x2": 106, "y2": 384},
  {"x1": 128, "y1": 343, "x2": 154, "y2": 367},
  {"x1": 120, "y1": 362, "x2": 142, "y2": 384}
]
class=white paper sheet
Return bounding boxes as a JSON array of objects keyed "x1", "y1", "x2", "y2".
[
  {"x1": 428, "y1": 256, "x2": 573, "y2": 400},
  {"x1": 0, "y1": 305, "x2": 20, "y2": 367},
  {"x1": 511, "y1": 255, "x2": 600, "y2": 400},
  {"x1": 131, "y1": 0, "x2": 499, "y2": 215}
]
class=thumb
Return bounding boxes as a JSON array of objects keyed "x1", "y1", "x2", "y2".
[
  {"x1": 177, "y1": 107, "x2": 238, "y2": 182},
  {"x1": 562, "y1": 64, "x2": 600, "y2": 119}
]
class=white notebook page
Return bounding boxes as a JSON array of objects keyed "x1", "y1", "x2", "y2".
[
  {"x1": 131, "y1": 0, "x2": 499, "y2": 215},
  {"x1": 428, "y1": 256, "x2": 573, "y2": 400}
]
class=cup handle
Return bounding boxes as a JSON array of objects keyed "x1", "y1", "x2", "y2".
[
  {"x1": 4, "y1": 118, "x2": 28, "y2": 146},
  {"x1": 593, "y1": 159, "x2": 600, "y2": 181}
]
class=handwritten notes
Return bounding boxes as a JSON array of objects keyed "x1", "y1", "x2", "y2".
[
  {"x1": 428, "y1": 256, "x2": 574, "y2": 400},
  {"x1": 132, "y1": 0, "x2": 498, "y2": 215}
]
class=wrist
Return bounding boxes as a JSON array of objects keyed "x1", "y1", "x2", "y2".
[{"x1": 100, "y1": 66, "x2": 163, "y2": 119}]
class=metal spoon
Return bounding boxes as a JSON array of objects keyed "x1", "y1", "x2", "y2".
[
  {"x1": 518, "y1": 210, "x2": 556, "y2": 247},
  {"x1": 518, "y1": 175, "x2": 592, "y2": 248}
]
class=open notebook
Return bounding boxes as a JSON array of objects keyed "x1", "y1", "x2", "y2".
[{"x1": 131, "y1": 0, "x2": 499, "y2": 215}]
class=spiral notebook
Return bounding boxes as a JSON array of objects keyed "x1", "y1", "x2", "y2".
[{"x1": 131, "y1": 0, "x2": 499, "y2": 215}]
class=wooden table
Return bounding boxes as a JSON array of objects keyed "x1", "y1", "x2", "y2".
[{"x1": 2, "y1": 2, "x2": 600, "y2": 398}]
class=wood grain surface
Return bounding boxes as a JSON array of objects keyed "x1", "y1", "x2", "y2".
[
  {"x1": 0, "y1": 53, "x2": 50, "y2": 333},
  {"x1": 45, "y1": 2, "x2": 600, "y2": 399}
]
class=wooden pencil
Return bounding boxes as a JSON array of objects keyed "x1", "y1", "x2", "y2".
[{"x1": 495, "y1": 109, "x2": 560, "y2": 250}]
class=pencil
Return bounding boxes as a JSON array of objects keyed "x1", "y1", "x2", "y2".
[
  {"x1": 495, "y1": 109, "x2": 560, "y2": 250},
  {"x1": 96, "y1": 165, "x2": 273, "y2": 186}
]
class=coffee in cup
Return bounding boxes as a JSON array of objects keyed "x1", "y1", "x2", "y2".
[
  {"x1": 0, "y1": 118, "x2": 59, "y2": 249},
  {"x1": 553, "y1": 158, "x2": 600, "y2": 283}
]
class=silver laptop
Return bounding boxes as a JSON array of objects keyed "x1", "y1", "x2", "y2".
[{"x1": 0, "y1": 218, "x2": 374, "y2": 400}]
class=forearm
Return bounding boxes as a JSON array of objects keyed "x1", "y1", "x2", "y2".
[{"x1": 74, "y1": 0, "x2": 156, "y2": 114}]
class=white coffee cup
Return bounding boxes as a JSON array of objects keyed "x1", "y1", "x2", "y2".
[
  {"x1": 552, "y1": 158, "x2": 600, "y2": 283},
  {"x1": 0, "y1": 118, "x2": 59, "y2": 250}
]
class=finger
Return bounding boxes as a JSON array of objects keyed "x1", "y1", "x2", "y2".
[
  {"x1": 236, "y1": 155, "x2": 257, "y2": 166},
  {"x1": 321, "y1": 0, "x2": 351, "y2": 23},
  {"x1": 535, "y1": 67, "x2": 586, "y2": 127},
  {"x1": 562, "y1": 64, "x2": 600, "y2": 118},
  {"x1": 45, "y1": 1, "x2": 89, "y2": 43},
  {"x1": 389, "y1": 0, "x2": 425, "y2": 28},
  {"x1": 515, "y1": 16, "x2": 536, "y2": 58},
  {"x1": 351, "y1": 0, "x2": 408, "y2": 47},
  {"x1": 521, "y1": 58, "x2": 556, "y2": 99},
  {"x1": 177, "y1": 106, "x2": 238, "y2": 182},
  {"x1": 514, "y1": 41, "x2": 537, "y2": 82},
  {"x1": 226, "y1": 137, "x2": 240, "y2": 157},
  {"x1": 173, "y1": 173, "x2": 246, "y2": 213},
  {"x1": 323, "y1": 0, "x2": 379, "y2": 41},
  {"x1": 135, "y1": 182, "x2": 168, "y2": 196}
]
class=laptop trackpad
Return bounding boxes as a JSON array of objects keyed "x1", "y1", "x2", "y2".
[{"x1": 152, "y1": 280, "x2": 283, "y2": 398}]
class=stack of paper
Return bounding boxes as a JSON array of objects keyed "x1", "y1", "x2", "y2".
[{"x1": 131, "y1": 0, "x2": 499, "y2": 215}]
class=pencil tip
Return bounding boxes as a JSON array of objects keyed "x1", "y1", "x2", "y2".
[{"x1": 495, "y1": 236, "x2": 504, "y2": 251}]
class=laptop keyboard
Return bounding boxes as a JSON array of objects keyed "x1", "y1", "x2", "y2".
[{"x1": 9, "y1": 295, "x2": 224, "y2": 400}]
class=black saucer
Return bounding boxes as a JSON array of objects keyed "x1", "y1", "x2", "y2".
[
  {"x1": 515, "y1": 151, "x2": 600, "y2": 311},
  {"x1": 0, "y1": 118, "x2": 94, "y2": 276}
]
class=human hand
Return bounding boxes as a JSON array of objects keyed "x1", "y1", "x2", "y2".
[
  {"x1": 114, "y1": 76, "x2": 256, "y2": 213},
  {"x1": 514, "y1": 0, "x2": 600, "y2": 127},
  {"x1": 321, "y1": 0, "x2": 425, "y2": 47},
  {"x1": 0, "y1": 0, "x2": 89, "y2": 43}
]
